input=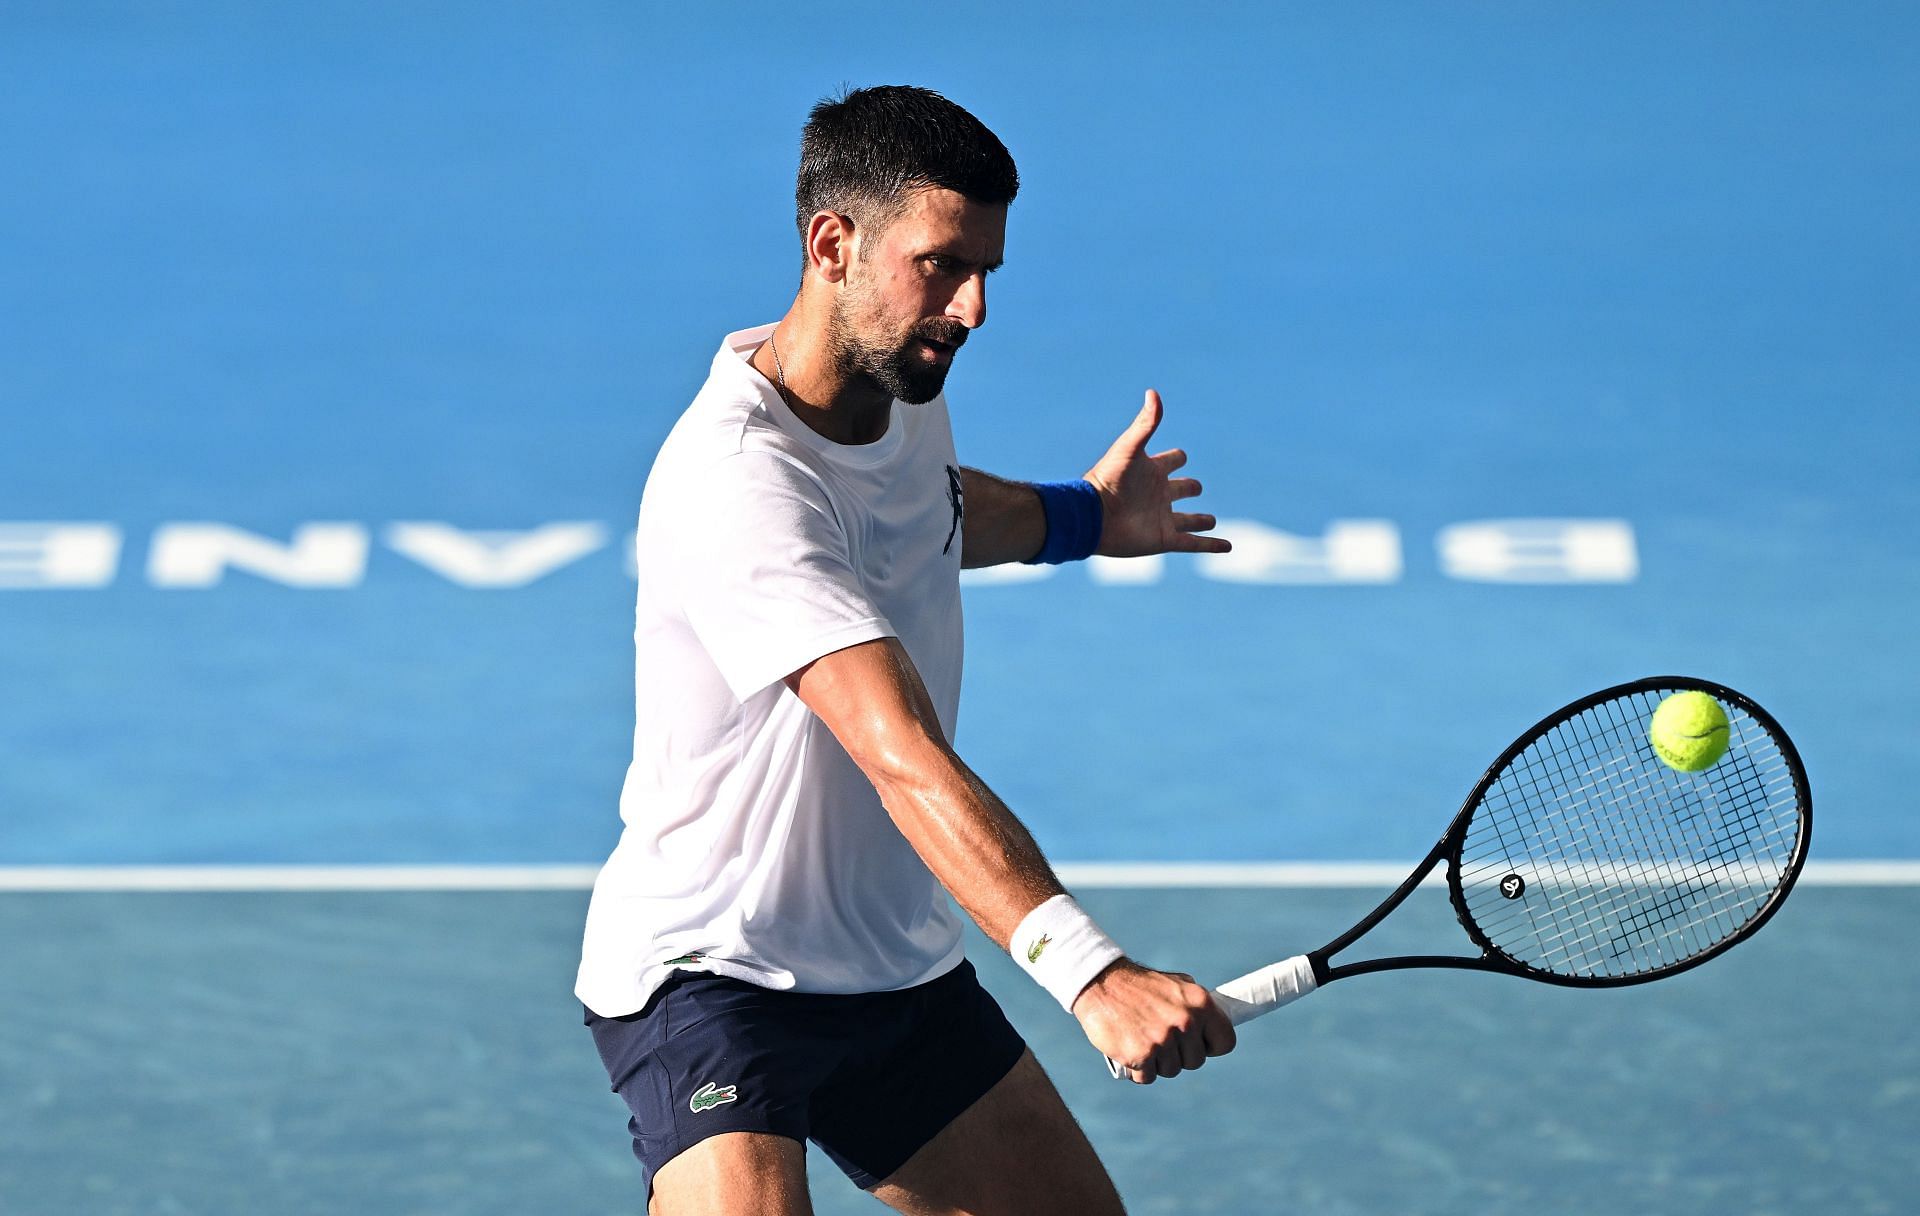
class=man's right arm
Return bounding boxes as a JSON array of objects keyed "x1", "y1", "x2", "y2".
[{"x1": 785, "y1": 635, "x2": 1235, "y2": 1082}]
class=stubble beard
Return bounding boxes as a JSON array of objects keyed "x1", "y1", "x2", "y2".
[{"x1": 827, "y1": 291, "x2": 966, "y2": 407}]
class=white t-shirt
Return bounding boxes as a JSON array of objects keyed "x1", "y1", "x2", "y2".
[{"x1": 575, "y1": 323, "x2": 969, "y2": 1018}]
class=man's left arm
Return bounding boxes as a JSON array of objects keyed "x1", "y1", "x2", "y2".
[{"x1": 958, "y1": 389, "x2": 1232, "y2": 568}]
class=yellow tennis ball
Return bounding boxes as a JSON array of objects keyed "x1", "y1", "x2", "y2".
[{"x1": 1649, "y1": 691, "x2": 1731, "y2": 772}]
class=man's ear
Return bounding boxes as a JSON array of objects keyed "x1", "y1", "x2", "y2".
[{"x1": 805, "y1": 211, "x2": 855, "y2": 284}]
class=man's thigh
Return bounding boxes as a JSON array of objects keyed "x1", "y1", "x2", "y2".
[
  {"x1": 869, "y1": 1049, "x2": 1126, "y2": 1216},
  {"x1": 586, "y1": 976, "x2": 843, "y2": 1204},
  {"x1": 650, "y1": 1131, "x2": 812, "y2": 1216}
]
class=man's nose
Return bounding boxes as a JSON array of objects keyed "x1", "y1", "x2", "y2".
[{"x1": 947, "y1": 273, "x2": 987, "y2": 330}]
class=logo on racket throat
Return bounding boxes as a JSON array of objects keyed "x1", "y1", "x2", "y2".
[
  {"x1": 1026, "y1": 934, "x2": 1051, "y2": 964},
  {"x1": 689, "y1": 1082, "x2": 737, "y2": 1114}
]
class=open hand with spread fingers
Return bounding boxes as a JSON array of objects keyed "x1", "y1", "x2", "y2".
[{"x1": 1084, "y1": 389, "x2": 1232, "y2": 559}]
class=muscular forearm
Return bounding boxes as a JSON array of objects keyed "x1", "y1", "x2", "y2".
[
  {"x1": 786, "y1": 637, "x2": 1064, "y2": 946},
  {"x1": 875, "y1": 737, "x2": 1234, "y2": 1082},
  {"x1": 868, "y1": 731, "x2": 1065, "y2": 948},
  {"x1": 787, "y1": 637, "x2": 1230, "y2": 1078},
  {"x1": 956, "y1": 467, "x2": 1044, "y2": 568}
]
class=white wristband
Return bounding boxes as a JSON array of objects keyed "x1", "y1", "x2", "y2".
[{"x1": 1012, "y1": 894, "x2": 1125, "y2": 1013}]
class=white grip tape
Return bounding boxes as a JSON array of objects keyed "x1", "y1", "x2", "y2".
[
  {"x1": 1012, "y1": 894, "x2": 1125, "y2": 1013},
  {"x1": 1104, "y1": 954, "x2": 1317, "y2": 1079},
  {"x1": 1211, "y1": 954, "x2": 1318, "y2": 1025}
]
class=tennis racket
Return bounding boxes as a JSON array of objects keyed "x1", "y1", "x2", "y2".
[{"x1": 1108, "y1": 676, "x2": 1811, "y2": 1079}]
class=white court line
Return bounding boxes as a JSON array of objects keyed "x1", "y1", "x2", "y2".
[
  {"x1": 0, "y1": 860, "x2": 1913, "y2": 892},
  {"x1": 0, "y1": 865, "x2": 602, "y2": 892}
]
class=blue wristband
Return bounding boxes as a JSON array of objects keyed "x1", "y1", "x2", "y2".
[{"x1": 1024, "y1": 480, "x2": 1104, "y2": 564}]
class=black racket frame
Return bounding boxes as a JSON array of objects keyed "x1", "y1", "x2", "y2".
[{"x1": 1302, "y1": 676, "x2": 1812, "y2": 991}]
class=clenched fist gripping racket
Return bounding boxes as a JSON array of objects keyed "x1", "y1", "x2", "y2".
[{"x1": 1109, "y1": 677, "x2": 1810, "y2": 1079}]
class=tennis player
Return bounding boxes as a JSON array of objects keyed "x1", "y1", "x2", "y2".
[{"x1": 577, "y1": 85, "x2": 1235, "y2": 1215}]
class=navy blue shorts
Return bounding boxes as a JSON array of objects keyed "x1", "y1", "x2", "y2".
[{"x1": 584, "y1": 958, "x2": 1026, "y2": 1194}]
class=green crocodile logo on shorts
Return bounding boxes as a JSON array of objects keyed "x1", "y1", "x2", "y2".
[
  {"x1": 689, "y1": 1082, "x2": 737, "y2": 1114},
  {"x1": 1026, "y1": 934, "x2": 1051, "y2": 964}
]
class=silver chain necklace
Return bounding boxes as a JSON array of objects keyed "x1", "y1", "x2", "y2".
[{"x1": 768, "y1": 329, "x2": 789, "y2": 398}]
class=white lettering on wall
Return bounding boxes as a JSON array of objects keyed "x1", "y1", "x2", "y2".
[
  {"x1": 148, "y1": 524, "x2": 370, "y2": 588},
  {"x1": 1087, "y1": 554, "x2": 1164, "y2": 585},
  {"x1": 0, "y1": 519, "x2": 1644, "y2": 589},
  {"x1": 0, "y1": 523, "x2": 122, "y2": 589},
  {"x1": 1197, "y1": 520, "x2": 1402, "y2": 584},
  {"x1": 386, "y1": 522, "x2": 608, "y2": 587},
  {"x1": 1437, "y1": 519, "x2": 1638, "y2": 583}
]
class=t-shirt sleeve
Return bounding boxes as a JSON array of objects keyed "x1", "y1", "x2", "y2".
[{"x1": 665, "y1": 450, "x2": 894, "y2": 701}]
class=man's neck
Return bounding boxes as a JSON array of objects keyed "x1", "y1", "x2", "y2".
[{"x1": 750, "y1": 312, "x2": 893, "y2": 447}]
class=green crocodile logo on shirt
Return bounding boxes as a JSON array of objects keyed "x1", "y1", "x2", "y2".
[
  {"x1": 662, "y1": 952, "x2": 706, "y2": 967},
  {"x1": 1026, "y1": 934, "x2": 1051, "y2": 964},
  {"x1": 689, "y1": 1082, "x2": 737, "y2": 1114}
]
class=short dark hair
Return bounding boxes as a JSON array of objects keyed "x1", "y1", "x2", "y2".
[{"x1": 795, "y1": 85, "x2": 1019, "y2": 249}]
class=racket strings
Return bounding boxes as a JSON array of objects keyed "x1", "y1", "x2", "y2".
[
  {"x1": 1476, "y1": 724, "x2": 1789, "y2": 973},
  {"x1": 1456, "y1": 689, "x2": 1802, "y2": 980},
  {"x1": 1469, "y1": 706, "x2": 1795, "y2": 974}
]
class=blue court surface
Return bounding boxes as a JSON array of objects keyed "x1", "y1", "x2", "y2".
[{"x1": 3, "y1": 3, "x2": 1916, "y2": 1213}]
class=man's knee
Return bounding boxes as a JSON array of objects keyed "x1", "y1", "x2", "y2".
[{"x1": 873, "y1": 1050, "x2": 1125, "y2": 1216}]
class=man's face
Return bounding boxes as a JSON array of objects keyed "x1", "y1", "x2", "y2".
[{"x1": 829, "y1": 187, "x2": 1007, "y2": 405}]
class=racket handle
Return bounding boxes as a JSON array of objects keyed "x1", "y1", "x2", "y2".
[
  {"x1": 1212, "y1": 954, "x2": 1318, "y2": 1025},
  {"x1": 1104, "y1": 954, "x2": 1317, "y2": 1079}
]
